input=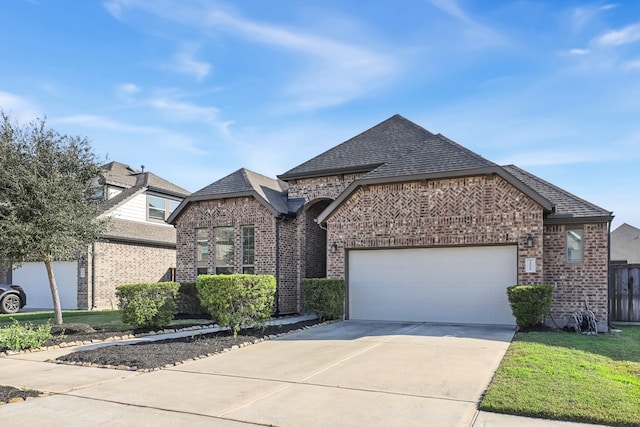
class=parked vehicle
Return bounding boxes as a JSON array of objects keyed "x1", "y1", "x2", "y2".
[{"x1": 0, "y1": 284, "x2": 27, "y2": 314}]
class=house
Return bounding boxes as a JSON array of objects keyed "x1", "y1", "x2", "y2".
[
  {"x1": 169, "y1": 115, "x2": 613, "y2": 330},
  {"x1": 611, "y1": 223, "x2": 640, "y2": 264},
  {"x1": 609, "y1": 223, "x2": 640, "y2": 322},
  {"x1": 9, "y1": 162, "x2": 190, "y2": 310}
]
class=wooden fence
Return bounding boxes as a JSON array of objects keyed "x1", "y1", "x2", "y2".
[{"x1": 609, "y1": 263, "x2": 640, "y2": 322}]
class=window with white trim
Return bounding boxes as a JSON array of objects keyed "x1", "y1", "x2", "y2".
[
  {"x1": 215, "y1": 227, "x2": 234, "y2": 274},
  {"x1": 566, "y1": 228, "x2": 583, "y2": 263},
  {"x1": 242, "y1": 226, "x2": 255, "y2": 274},
  {"x1": 147, "y1": 195, "x2": 180, "y2": 222}
]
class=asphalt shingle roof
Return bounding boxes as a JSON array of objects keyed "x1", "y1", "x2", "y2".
[
  {"x1": 502, "y1": 165, "x2": 611, "y2": 219},
  {"x1": 102, "y1": 218, "x2": 177, "y2": 246},
  {"x1": 101, "y1": 162, "x2": 190, "y2": 197},
  {"x1": 99, "y1": 161, "x2": 190, "y2": 218},
  {"x1": 189, "y1": 168, "x2": 292, "y2": 216},
  {"x1": 172, "y1": 115, "x2": 612, "y2": 223}
]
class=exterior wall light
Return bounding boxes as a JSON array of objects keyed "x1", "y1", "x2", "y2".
[
  {"x1": 330, "y1": 243, "x2": 338, "y2": 253},
  {"x1": 527, "y1": 234, "x2": 534, "y2": 247}
]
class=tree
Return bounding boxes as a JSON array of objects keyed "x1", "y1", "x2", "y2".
[{"x1": 0, "y1": 111, "x2": 108, "y2": 324}]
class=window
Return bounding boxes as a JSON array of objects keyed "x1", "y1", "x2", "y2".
[
  {"x1": 567, "y1": 228, "x2": 583, "y2": 263},
  {"x1": 147, "y1": 195, "x2": 181, "y2": 222},
  {"x1": 196, "y1": 229, "x2": 209, "y2": 275},
  {"x1": 242, "y1": 226, "x2": 255, "y2": 274},
  {"x1": 215, "y1": 227, "x2": 234, "y2": 274}
]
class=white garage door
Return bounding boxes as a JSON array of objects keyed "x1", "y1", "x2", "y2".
[
  {"x1": 348, "y1": 246, "x2": 517, "y2": 325},
  {"x1": 12, "y1": 261, "x2": 78, "y2": 310}
]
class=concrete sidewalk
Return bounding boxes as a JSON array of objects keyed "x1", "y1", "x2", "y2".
[{"x1": 0, "y1": 319, "x2": 610, "y2": 427}]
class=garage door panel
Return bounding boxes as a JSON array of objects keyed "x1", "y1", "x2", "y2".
[{"x1": 348, "y1": 246, "x2": 516, "y2": 325}]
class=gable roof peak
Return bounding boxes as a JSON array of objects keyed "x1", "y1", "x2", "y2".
[{"x1": 278, "y1": 114, "x2": 438, "y2": 180}]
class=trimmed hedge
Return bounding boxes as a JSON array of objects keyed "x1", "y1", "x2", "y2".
[
  {"x1": 507, "y1": 284, "x2": 554, "y2": 328},
  {"x1": 197, "y1": 274, "x2": 276, "y2": 336},
  {"x1": 302, "y1": 278, "x2": 345, "y2": 321},
  {"x1": 176, "y1": 282, "x2": 208, "y2": 315},
  {"x1": 116, "y1": 282, "x2": 180, "y2": 329}
]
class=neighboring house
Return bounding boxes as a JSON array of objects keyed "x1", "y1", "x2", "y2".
[
  {"x1": 9, "y1": 162, "x2": 190, "y2": 310},
  {"x1": 609, "y1": 223, "x2": 640, "y2": 322},
  {"x1": 169, "y1": 115, "x2": 613, "y2": 330},
  {"x1": 611, "y1": 223, "x2": 640, "y2": 264}
]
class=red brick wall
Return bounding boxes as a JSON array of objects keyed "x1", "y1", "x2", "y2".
[
  {"x1": 174, "y1": 197, "x2": 299, "y2": 314},
  {"x1": 325, "y1": 175, "x2": 545, "y2": 282},
  {"x1": 543, "y1": 222, "x2": 609, "y2": 322}
]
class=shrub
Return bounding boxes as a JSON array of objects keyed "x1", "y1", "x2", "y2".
[
  {"x1": 176, "y1": 282, "x2": 208, "y2": 315},
  {"x1": 116, "y1": 282, "x2": 179, "y2": 329},
  {"x1": 507, "y1": 284, "x2": 554, "y2": 328},
  {"x1": 302, "y1": 278, "x2": 345, "y2": 321},
  {"x1": 197, "y1": 274, "x2": 276, "y2": 336},
  {"x1": 0, "y1": 320, "x2": 53, "y2": 352}
]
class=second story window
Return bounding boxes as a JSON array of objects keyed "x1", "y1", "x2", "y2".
[{"x1": 148, "y1": 195, "x2": 180, "y2": 222}]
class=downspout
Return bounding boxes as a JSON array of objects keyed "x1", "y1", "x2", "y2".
[
  {"x1": 607, "y1": 216, "x2": 613, "y2": 328},
  {"x1": 274, "y1": 216, "x2": 282, "y2": 316},
  {"x1": 91, "y1": 242, "x2": 97, "y2": 310}
]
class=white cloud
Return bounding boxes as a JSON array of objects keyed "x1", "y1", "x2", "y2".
[
  {"x1": 570, "y1": 4, "x2": 617, "y2": 33},
  {"x1": 596, "y1": 23, "x2": 640, "y2": 46},
  {"x1": 569, "y1": 48, "x2": 590, "y2": 55},
  {"x1": 104, "y1": 1, "x2": 398, "y2": 110},
  {"x1": 206, "y1": 9, "x2": 397, "y2": 109},
  {"x1": 55, "y1": 114, "x2": 156, "y2": 133},
  {"x1": 623, "y1": 59, "x2": 640, "y2": 70},
  {"x1": 498, "y1": 147, "x2": 619, "y2": 167},
  {"x1": 54, "y1": 114, "x2": 208, "y2": 155},
  {"x1": 427, "y1": 0, "x2": 507, "y2": 47},
  {"x1": 0, "y1": 91, "x2": 41, "y2": 122},
  {"x1": 169, "y1": 49, "x2": 211, "y2": 81},
  {"x1": 148, "y1": 97, "x2": 233, "y2": 135},
  {"x1": 115, "y1": 82, "x2": 141, "y2": 100}
]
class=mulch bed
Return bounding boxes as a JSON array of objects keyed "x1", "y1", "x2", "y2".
[
  {"x1": 54, "y1": 319, "x2": 322, "y2": 370},
  {"x1": 1, "y1": 318, "x2": 323, "y2": 404}
]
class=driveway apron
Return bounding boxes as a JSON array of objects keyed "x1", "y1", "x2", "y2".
[{"x1": 0, "y1": 321, "x2": 514, "y2": 427}]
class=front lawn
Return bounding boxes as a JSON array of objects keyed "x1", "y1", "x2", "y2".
[
  {"x1": 0, "y1": 310, "x2": 212, "y2": 331},
  {"x1": 481, "y1": 326, "x2": 640, "y2": 427}
]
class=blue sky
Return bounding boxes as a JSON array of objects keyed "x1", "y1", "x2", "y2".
[{"x1": 2, "y1": 1, "x2": 639, "y2": 228}]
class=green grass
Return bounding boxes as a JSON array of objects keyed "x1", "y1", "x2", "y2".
[
  {"x1": 481, "y1": 326, "x2": 640, "y2": 426},
  {"x1": 0, "y1": 310, "x2": 212, "y2": 332}
]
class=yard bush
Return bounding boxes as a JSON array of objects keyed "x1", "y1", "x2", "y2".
[
  {"x1": 507, "y1": 284, "x2": 554, "y2": 328},
  {"x1": 116, "y1": 282, "x2": 180, "y2": 329},
  {"x1": 197, "y1": 274, "x2": 276, "y2": 336},
  {"x1": 176, "y1": 282, "x2": 208, "y2": 315},
  {"x1": 0, "y1": 320, "x2": 53, "y2": 352},
  {"x1": 302, "y1": 278, "x2": 345, "y2": 321}
]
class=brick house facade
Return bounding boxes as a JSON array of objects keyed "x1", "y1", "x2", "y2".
[
  {"x1": 6, "y1": 162, "x2": 189, "y2": 310},
  {"x1": 171, "y1": 115, "x2": 612, "y2": 329}
]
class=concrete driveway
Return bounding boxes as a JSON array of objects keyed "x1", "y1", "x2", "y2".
[{"x1": 1, "y1": 321, "x2": 514, "y2": 427}]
